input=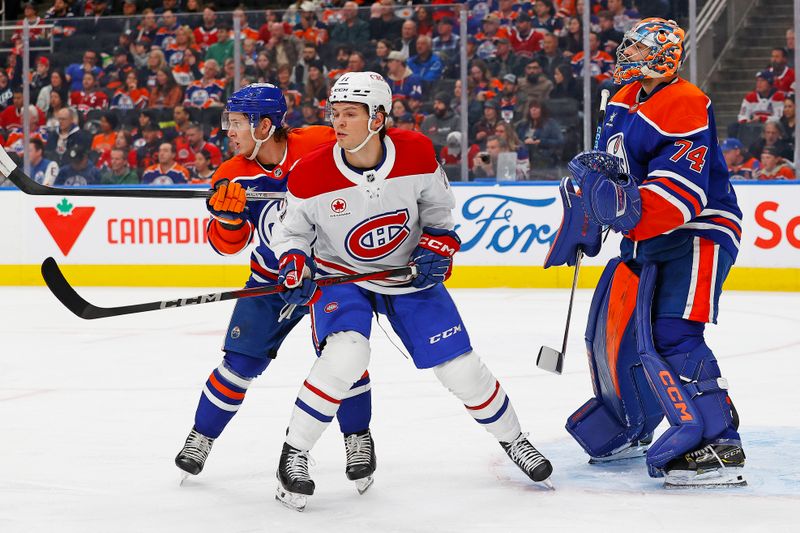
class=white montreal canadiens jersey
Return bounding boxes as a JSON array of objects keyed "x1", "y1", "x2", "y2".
[{"x1": 271, "y1": 128, "x2": 455, "y2": 294}]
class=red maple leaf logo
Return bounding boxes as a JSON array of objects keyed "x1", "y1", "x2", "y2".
[
  {"x1": 331, "y1": 198, "x2": 347, "y2": 213},
  {"x1": 35, "y1": 198, "x2": 95, "y2": 256}
]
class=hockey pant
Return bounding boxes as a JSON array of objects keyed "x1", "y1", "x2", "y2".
[
  {"x1": 286, "y1": 332, "x2": 521, "y2": 451},
  {"x1": 565, "y1": 258, "x2": 739, "y2": 477}
]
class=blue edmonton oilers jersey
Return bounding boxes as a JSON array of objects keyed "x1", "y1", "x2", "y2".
[{"x1": 599, "y1": 78, "x2": 742, "y2": 262}]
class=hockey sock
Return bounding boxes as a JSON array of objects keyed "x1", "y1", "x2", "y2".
[
  {"x1": 287, "y1": 331, "x2": 371, "y2": 451},
  {"x1": 194, "y1": 352, "x2": 269, "y2": 439},
  {"x1": 433, "y1": 351, "x2": 522, "y2": 443},
  {"x1": 336, "y1": 371, "x2": 373, "y2": 435}
]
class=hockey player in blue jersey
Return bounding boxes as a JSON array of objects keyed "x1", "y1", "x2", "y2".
[
  {"x1": 174, "y1": 84, "x2": 376, "y2": 493},
  {"x1": 546, "y1": 18, "x2": 746, "y2": 488}
]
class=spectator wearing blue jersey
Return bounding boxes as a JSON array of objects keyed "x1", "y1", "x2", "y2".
[
  {"x1": 408, "y1": 35, "x2": 443, "y2": 83},
  {"x1": 65, "y1": 50, "x2": 103, "y2": 92},
  {"x1": 29, "y1": 138, "x2": 59, "y2": 186},
  {"x1": 55, "y1": 144, "x2": 100, "y2": 186},
  {"x1": 386, "y1": 51, "x2": 424, "y2": 100}
]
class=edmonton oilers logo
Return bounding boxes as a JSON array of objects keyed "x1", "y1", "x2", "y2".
[{"x1": 345, "y1": 209, "x2": 411, "y2": 262}]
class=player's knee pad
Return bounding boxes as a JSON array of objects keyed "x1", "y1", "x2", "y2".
[
  {"x1": 310, "y1": 331, "x2": 371, "y2": 393},
  {"x1": 566, "y1": 259, "x2": 663, "y2": 459},
  {"x1": 223, "y1": 350, "x2": 271, "y2": 379},
  {"x1": 433, "y1": 350, "x2": 494, "y2": 400}
]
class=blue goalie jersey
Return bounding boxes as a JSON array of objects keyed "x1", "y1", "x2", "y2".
[{"x1": 598, "y1": 78, "x2": 742, "y2": 262}]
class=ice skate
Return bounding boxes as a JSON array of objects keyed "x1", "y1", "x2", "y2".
[
  {"x1": 276, "y1": 442, "x2": 315, "y2": 512},
  {"x1": 175, "y1": 428, "x2": 215, "y2": 484},
  {"x1": 589, "y1": 434, "x2": 652, "y2": 464},
  {"x1": 501, "y1": 432, "x2": 554, "y2": 489},
  {"x1": 664, "y1": 440, "x2": 746, "y2": 488},
  {"x1": 344, "y1": 429, "x2": 376, "y2": 494}
]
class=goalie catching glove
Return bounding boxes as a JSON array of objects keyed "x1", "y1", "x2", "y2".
[
  {"x1": 568, "y1": 150, "x2": 642, "y2": 233},
  {"x1": 409, "y1": 227, "x2": 461, "y2": 288},
  {"x1": 207, "y1": 179, "x2": 248, "y2": 229},
  {"x1": 278, "y1": 250, "x2": 321, "y2": 306}
]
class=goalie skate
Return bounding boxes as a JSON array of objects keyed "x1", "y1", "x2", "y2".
[
  {"x1": 589, "y1": 435, "x2": 652, "y2": 464},
  {"x1": 664, "y1": 441, "x2": 746, "y2": 489},
  {"x1": 344, "y1": 429, "x2": 376, "y2": 495}
]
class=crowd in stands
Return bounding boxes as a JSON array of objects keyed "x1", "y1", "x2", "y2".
[
  {"x1": 0, "y1": 0, "x2": 795, "y2": 185},
  {"x1": 726, "y1": 31, "x2": 796, "y2": 180}
]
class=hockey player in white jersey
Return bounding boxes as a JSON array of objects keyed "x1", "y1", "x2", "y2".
[{"x1": 270, "y1": 71, "x2": 553, "y2": 511}]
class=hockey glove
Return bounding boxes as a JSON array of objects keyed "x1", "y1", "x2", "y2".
[
  {"x1": 569, "y1": 150, "x2": 642, "y2": 232},
  {"x1": 544, "y1": 177, "x2": 602, "y2": 268},
  {"x1": 207, "y1": 179, "x2": 248, "y2": 229},
  {"x1": 278, "y1": 249, "x2": 321, "y2": 306},
  {"x1": 409, "y1": 227, "x2": 461, "y2": 289}
]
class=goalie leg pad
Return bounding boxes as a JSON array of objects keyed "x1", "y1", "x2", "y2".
[
  {"x1": 566, "y1": 259, "x2": 663, "y2": 458},
  {"x1": 544, "y1": 176, "x2": 602, "y2": 268}
]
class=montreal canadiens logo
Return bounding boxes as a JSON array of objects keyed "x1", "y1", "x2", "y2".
[
  {"x1": 345, "y1": 209, "x2": 411, "y2": 262},
  {"x1": 331, "y1": 198, "x2": 347, "y2": 213},
  {"x1": 324, "y1": 302, "x2": 339, "y2": 313}
]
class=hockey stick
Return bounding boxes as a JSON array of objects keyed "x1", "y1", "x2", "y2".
[
  {"x1": 41, "y1": 256, "x2": 417, "y2": 320},
  {"x1": 0, "y1": 150, "x2": 282, "y2": 201},
  {"x1": 536, "y1": 88, "x2": 610, "y2": 375}
]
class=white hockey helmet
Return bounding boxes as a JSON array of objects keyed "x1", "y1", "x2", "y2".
[{"x1": 328, "y1": 71, "x2": 392, "y2": 124}]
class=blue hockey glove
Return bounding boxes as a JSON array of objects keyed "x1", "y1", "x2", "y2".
[
  {"x1": 409, "y1": 227, "x2": 461, "y2": 288},
  {"x1": 569, "y1": 151, "x2": 642, "y2": 232},
  {"x1": 277, "y1": 249, "x2": 321, "y2": 306},
  {"x1": 207, "y1": 179, "x2": 249, "y2": 229},
  {"x1": 544, "y1": 177, "x2": 603, "y2": 268}
]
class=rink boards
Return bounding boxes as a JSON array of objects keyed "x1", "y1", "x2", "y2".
[{"x1": 0, "y1": 182, "x2": 798, "y2": 290}]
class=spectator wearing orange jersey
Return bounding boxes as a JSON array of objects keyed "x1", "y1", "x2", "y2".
[
  {"x1": 148, "y1": 67, "x2": 184, "y2": 109},
  {"x1": 294, "y1": 7, "x2": 329, "y2": 46},
  {"x1": 111, "y1": 71, "x2": 150, "y2": 111},
  {"x1": 756, "y1": 146, "x2": 796, "y2": 180},
  {"x1": 232, "y1": 7, "x2": 260, "y2": 43},
  {"x1": 721, "y1": 138, "x2": 760, "y2": 180},
  {"x1": 91, "y1": 113, "x2": 119, "y2": 163},
  {"x1": 476, "y1": 15, "x2": 510, "y2": 60}
]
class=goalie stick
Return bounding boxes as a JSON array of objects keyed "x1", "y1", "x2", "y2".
[
  {"x1": 0, "y1": 149, "x2": 282, "y2": 201},
  {"x1": 41, "y1": 257, "x2": 418, "y2": 320},
  {"x1": 536, "y1": 88, "x2": 610, "y2": 375}
]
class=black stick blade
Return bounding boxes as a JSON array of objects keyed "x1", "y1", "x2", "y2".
[{"x1": 41, "y1": 257, "x2": 100, "y2": 319}]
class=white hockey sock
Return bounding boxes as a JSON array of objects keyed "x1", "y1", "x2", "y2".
[
  {"x1": 286, "y1": 331, "x2": 371, "y2": 451},
  {"x1": 434, "y1": 351, "x2": 522, "y2": 443}
]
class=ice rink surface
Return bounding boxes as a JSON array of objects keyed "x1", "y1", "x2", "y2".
[{"x1": 1, "y1": 286, "x2": 799, "y2": 533}]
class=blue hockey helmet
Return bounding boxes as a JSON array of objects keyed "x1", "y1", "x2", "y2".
[
  {"x1": 222, "y1": 83, "x2": 287, "y2": 130},
  {"x1": 223, "y1": 83, "x2": 287, "y2": 160}
]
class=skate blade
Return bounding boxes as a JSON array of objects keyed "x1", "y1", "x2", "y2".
[
  {"x1": 538, "y1": 477, "x2": 555, "y2": 490},
  {"x1": 664, "y1": 467, "x2": 746, "y2": 489},
  {"x1": 355, "y1": 475, "x2": 374, "y2": 495},
  {"x1": 178, "y1": 472, "x2": 191, "y2": 486},
  {"x1": 589, "y1": 443, "x2": 649, "y2": 464},
  {"x1": 275, "y1": 484, "x2": 308, "y2": 512}
]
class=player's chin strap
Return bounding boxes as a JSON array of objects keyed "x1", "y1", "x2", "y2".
[
  {"x1": 245, "y1": 123, "x2": 276, "y2": 161},
  {"x1": 345, "y1": 118, "x2": 382, "y2": 154}
]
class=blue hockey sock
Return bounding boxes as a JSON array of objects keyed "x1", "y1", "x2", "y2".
[
  {"x1": 194, "y1": 351, "x2": 270, "y2": 439},
  {"x1": 336, "y1": 371, "x2": 372, "y2": 435}
]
